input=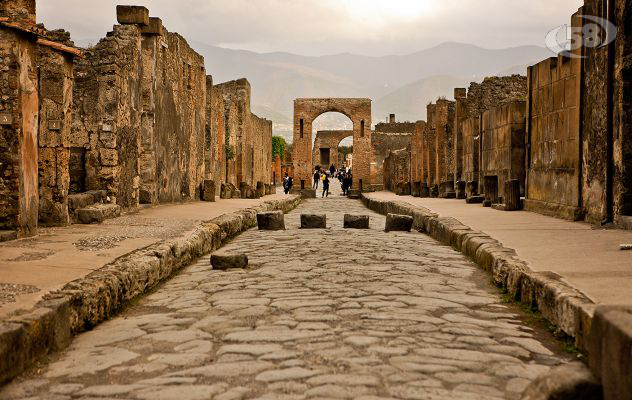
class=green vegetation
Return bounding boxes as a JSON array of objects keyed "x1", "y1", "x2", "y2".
[
  {"x1": 338, "y1": 145, "x2": 353, "y2": 158},
  {"x1": 272, "y1": 136, "x2": 287, "y2": 161}
]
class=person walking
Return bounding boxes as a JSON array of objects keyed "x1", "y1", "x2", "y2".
[
  {"x1": 322, "y1": 174, "x2": 330, "y2": 198},
  {"x1": 313, "y1": 169, "x2": 320, "y2": 189},
  {"x1": 283, "y1": 173, "x2": 292, "y2": 194},
  {"x1": 329, "y1": 164, "x2": 336, "y2": 179}
]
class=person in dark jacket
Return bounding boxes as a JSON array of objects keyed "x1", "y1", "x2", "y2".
[{"x1": 322, "y1": 174, "x2": 330, "y2": 198}]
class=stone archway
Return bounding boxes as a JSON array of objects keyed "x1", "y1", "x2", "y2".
[
  {"x1": 312, "y1": 130, "x2": 353, "y2": 172},
  {"x1": 293, "y1": 98, "x2": 372, "y2": 191}
]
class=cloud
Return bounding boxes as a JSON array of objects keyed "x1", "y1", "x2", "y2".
[{"x1": 38, "y1": 0, "x2": 583, "y2": 55}]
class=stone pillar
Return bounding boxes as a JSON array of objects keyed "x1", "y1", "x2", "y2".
[
  {"x1": 484, "y1": 176, "x2": 499, "y2": 206},
  {"x1": 0, "y1": 22, "x2": 39, "y2": 237},
  {"x1": 389, "y1": 113, "x2": 395, "y2": 123},
  {"x1": 504, "y1": 179, "x2": 521, "y2": 211}
]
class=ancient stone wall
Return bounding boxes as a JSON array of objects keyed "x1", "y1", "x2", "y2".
[
  {"x1": 272, "y1": 154, "x2": 282, "y2": 185},
  {"x1": 383, "y1": 147, "x2": 411, "y2": 195},
  {"x1": 453, "y1": 88, "x2": 467, "y2": 184},
  {"x1": 480, "y1": 101, "x2": 527, "y2": 200},
  {"x1": 410, "y1": 121, "x2": 426, "y2": 188},
  {"x1": 0, "y1": 20, "x2": 39, "y2": 236},
  {"x1": 252, "y1": 113, "x2": 272, "y2": 187},
  {"x1": 524, "y1": 53, "x2": 582, "y2": 219},
  {"x1": 37, "y1": 30, "x2": 74, "y2": 226},
  {"x1": 138, "y1": 20, "x2": 207, "y2": 204},
  {"x1": 205, "y1": 76, "x2": 224, "y2": 196},
  {"x1": 434, "y1": 99, "x2": 456, "y2": 195},
  {"x1": 71, "y1": 20, "x2": 143, "y2": 208},
  {"x1": 424, "y1": 103, "x2": 437, "y2": 191},
  {"x1": 613, "y1": 0, "x2": 632, "y2": 223},
  {"x1": 461, "y1": 115, "x2": 481, "y2": 195},
  {"x1": 371, "y1": 122, "x2": 413, "y2": 189}
]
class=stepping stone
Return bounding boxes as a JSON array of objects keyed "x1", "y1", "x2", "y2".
[
  {"x1": 344, "y1": 214, "x2": 369, "y2": 229},
  {"x1": 77, "y1": 204, "x2": 121, "y2": 224},
  {"x1": 257, "y1": 211, "x2": 285, "y2": 230},
  {"x1": 466, "y1": 195, "x2": 485, "y2": 204},
  {"x1": 385, "y1": 213, "x2": 413, "y2": 232},
  {"x1": 300, "y1": 214, "x2": 326, "y2": 229},
  {"x1": 347, "y1": 189, "x2": 361, "y2": 199},
  {"x1": 202, "y1": 180, "x2": 216, "y2": 202},
  {"x1": 211, "y1": 253, "x2": 248, "y2": 270}
]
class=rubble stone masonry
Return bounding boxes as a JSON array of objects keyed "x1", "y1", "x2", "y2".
[{"x1": 0, "y1": 2, "x2": 274, "y2": 236}]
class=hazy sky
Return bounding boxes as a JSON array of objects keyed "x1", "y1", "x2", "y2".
[{"x1": 39, "y1": 0, "x2": 583, "y2": 56}]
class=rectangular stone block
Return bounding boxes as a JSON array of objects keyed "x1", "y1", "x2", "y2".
[
  {"x1": 385, "y1": 213, "x2": 413, "y2": 232},
  {"x1": 116, "y1": 5, "x2": 149, "y2": 25},
  {"x1": 202, "y1": 180, "x2": 216, "y2": 202},
  {"x1": 589, "y1": 306, "x2": 632, "y2": 400},
  {"x1": 344, "y1": 214, "x2": 369, "y2": 229},
  {"x1": 257, "y1": 211, "x2": 285, "y2": 230},
  {"x1": 141, "y1": 17, "x2": 163, "y2": 35},
  {"x1": 211, "y1": 253, "x2": 248, "y2": 270},
  {"x1": 300, "y1": 214, "x2": 326, "y2": 229}
]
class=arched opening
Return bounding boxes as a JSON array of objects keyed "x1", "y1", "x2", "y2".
[
  {"x1": 337, "y1": 135, "x2": 353, "y2": 172},
  {"x1": 311, "y1": 112, "x2": 353, "y2": 174}
]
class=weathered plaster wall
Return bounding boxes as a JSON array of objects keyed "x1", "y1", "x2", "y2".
[
  {"x1": 139, "y1": 24, "x2": 206, "y2": 204},
  {"x1": 461, "y1": 115, "x2": 481, "y2": 193}
]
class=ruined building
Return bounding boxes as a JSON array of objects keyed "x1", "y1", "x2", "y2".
[
  {"x1": 0, "y1": 2, "x2": 273, "y2": 239},
  {"x1": 383, "y1": 1, "x2": 632, "y2": 230}
]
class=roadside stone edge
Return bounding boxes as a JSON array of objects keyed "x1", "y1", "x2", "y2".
[{"x1": 0, "y1": 195, "x2": 302, "y2": 386}]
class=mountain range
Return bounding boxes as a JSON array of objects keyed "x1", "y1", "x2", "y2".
[{"x1": 190, "y1": 41, "x2": 553, "y2": 141}]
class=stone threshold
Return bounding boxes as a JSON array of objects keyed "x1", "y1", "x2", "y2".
[
  {"x1": 0, "y1": 195, "x2": 302, "y2": 386},
  {"x1": 360, "y1": 194, "x2": 595, "y2": 349}
]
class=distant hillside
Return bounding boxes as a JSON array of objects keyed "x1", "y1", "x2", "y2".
[{"x1": 192, "y1": 41, "x2": 549, "y2": 137}]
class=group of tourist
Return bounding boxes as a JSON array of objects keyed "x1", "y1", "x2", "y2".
[{"x1": 282, "y1": 164, "x2": 353, "y2": 198}]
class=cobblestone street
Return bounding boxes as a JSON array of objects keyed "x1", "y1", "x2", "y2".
[{"x1": 1, "y1": 190, "x2": 570, "y2": 400}]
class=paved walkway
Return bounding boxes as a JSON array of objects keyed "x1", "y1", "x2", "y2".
[
  {"x1": 1, "y1": 189, "x2": 570, "y2": 399},
  {"x1": 0, "y1": 192, "x2": 286, "y2": 319},
  {"x1": 366, "y1": 191, "x2": 632, "y2": 306}
]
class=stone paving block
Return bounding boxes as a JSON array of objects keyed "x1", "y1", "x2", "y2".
[
  {"x1": 343, "y1": 214, "x2": 369, "y2": 229},
  {"x1": 257, "y1": 211, "x2": 285, "y2": 230},
  {"x1": 300, "y1": 214, "x2": 326, "y2": 229},
  {"x1": 210, "y1": 253, "x2": 248, "y2": 270},
  {"x1": 384, "y1": 213, "x2": 413, "y2": 232}
]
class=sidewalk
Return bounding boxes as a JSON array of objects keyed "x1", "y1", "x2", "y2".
[
  {"x1": 0, "y1": 191, "x2": 287, "y2": 319},
  {"x1": 368, "y1": 191, "x2": 632, "y2": 306}
]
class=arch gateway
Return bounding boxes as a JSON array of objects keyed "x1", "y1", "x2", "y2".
[{"x1": 292, "y1": 98, "x2": 373, "y2": 191}]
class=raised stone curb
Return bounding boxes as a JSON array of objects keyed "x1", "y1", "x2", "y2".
[
  {"x1": 0, "y1": 195, "x2": 301, "y2": 385},
  {"x1": 360, "y1": 194, "x2": 595, "y2": 351}
]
